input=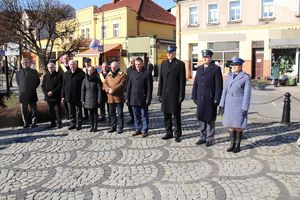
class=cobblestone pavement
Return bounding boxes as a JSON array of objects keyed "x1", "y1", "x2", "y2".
[{"x1": 0, "y1": 82, "x2": 300, "y2": 200}]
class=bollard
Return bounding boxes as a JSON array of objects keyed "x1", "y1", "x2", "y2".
[{"x1": 281, "y1": 92, "x2": 291, "y2": 124}]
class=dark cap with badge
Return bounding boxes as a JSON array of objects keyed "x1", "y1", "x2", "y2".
[
  {"x1": 166, "y1": 45, "x2": 177, "y2": 53},
  {"x1": 231, "y1": 57, "x2": 244, "y2": 65},
  {"x1": 84, "y1": 58, "x2": 91, "y2": 63},
  {"x1": 201, "y1": 49, "x2": 213, "y2": 57}
]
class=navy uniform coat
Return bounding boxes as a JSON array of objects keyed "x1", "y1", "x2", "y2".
[
  {"x1": 126, "y1": 68, "x2": 153, "y2": 107},
  {"x1": 219, "y1": 71, "x2": 251, "y2": 129},
  {"x1": 192, "y1": 63, "x2": 223, "y2": 122},
  {"x1": 16, "y1": 68, "x2": 40, "y2": 103},
  {"x1": 157, "y1": 58, "x2": 186, "y2": 113}
]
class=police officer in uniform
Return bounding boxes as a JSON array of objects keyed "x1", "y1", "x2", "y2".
[
  {"x1": 158, "y1": 45, "x2": 186, "y2": 142},
  {"x1": 192, "y1": 49, "x2": 223, "y2": 147},
  {"x1": 219, "y1": 57, "x2": 251, "y2": 153}
]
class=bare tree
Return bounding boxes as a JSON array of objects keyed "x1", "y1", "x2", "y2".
[{"x1": 0, "y1": 0, "x2": 87, "y2": 71}]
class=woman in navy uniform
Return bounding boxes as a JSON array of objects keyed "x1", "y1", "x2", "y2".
[{"x1": 219, "y1": 57, "x2": 251, "y2": 153}]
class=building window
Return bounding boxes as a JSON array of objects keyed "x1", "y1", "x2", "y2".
[
  {"x1": 262, "y1": 0, "x2": 274, "y2": 18},
  {"x1": 86, "y1": 28, "x2": 90, "y2": 39},
  {"x1": 208, "y1": 3, "x2": 219, "y2": 23},
  {"x1": 188, "y1": 6, "x2": 198, "y2": 26},
  {"x1": 113, "y1": 22, "x2": 120, "y2": 38},
  {"x1": 297, "y1": 0, "x2": 300, "y2": 16},
  {"x1": 229, "y1": 1, "x2": 241, "y2": 21},
  {"x1": 102, "y1": 24, "x2": 107, "y2": 39},
  {"x1": 81, "y1": 29, "x2": 85, "y2": 38}
]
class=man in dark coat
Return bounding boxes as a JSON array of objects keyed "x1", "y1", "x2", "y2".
[
  {"x1": 41, "y1": 62, "x2": 63, "y2": 128},
  {"x1": 126, "y1": 57, "x2": 135, "y2": 125},
  {"x1": 62, "y1": 60, "x2": 85, "y2": 130},
  {"x1": 16, "y1": 58, "x2": 40, "y2": 128},
  {"x1": 126, "y1": 57, "x2": 153, "y2": 137},
  {"x1": 192, "y1": 49, "x2": 223, "y2": 147},
  {"x1": 157, "y1": 46, "x2": 186, "y2": 142},
  {"x1": 58, "y1": 54, "x2": 70, "y2": 118}
]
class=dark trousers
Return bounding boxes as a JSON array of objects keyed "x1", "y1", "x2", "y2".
[
  {"x1": 198, "y1": 120, "x2": 216, "y2": 142},
  {"x1": 88, "y1": 108, "x2": 98, "y2": 129},
  {"x1": 128, "y1": 105, "x2": 134, "y2": 120},
  {"x1": 109, "y1": 103, "x2": 124, "y2": 131},
  {"x1": 20, "y1": 102, "x2": 38, "y2": 126},
  {"x1": 47, "y1": 101, "x2": 62, "y2": 125},
  {"x1": 63, "y1": 99, "x2": 69, "y2": 118},
  {"x1": 164, "y1": 111, "x2": 182, "y2": 135},
  {"x1": 99, "y1": 101, "x2": 109, "y2": 118},
  {"x1": 132, "y1": 106, "x2": 149, "y2": 133},
  {"x1": 68, "y1": 102, "x2": 82, "y2": 127}
]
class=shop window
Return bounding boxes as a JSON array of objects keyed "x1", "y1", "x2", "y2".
[
  {"x1": 188, "y1": 6, "x2": 198, "y2": 26},
  {"x1": 261, "y1": 0, "x2": 274, "y2": 18},
  {"x1": 191, "y1": 44, "x2": 198, "y2": 71},
  {"x1": 208, "y1": 3, "x2": 219, "y2": 24},
  {"x1": 229, "y1": 1, "x2": 241, "y2": 22}
]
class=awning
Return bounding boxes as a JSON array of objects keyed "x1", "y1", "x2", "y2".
[
  {"x1": 76, "y1": 44, "x2": 122, "y2": 57},
  {"x1": 270, "y1": 39, "x2": 300, "y2": 49}
]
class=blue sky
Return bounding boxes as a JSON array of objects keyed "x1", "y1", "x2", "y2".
[{"x1": 61, "y1": 0, "x2": 175, "y2": 10}]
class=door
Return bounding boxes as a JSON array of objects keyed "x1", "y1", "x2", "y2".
[{"x1": 252, "y1": 49, "x2": 264, "y2": 79}]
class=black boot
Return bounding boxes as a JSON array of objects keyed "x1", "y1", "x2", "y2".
[
  {"x1": 162, "y1": 132, "x2": 173, "y2": 140},
  {"x1": 233, "y1": 131, "x2": 243, "y2": 153},
  {"x1": 227, "y1": 130, "x2": 236, "y2": 152}
]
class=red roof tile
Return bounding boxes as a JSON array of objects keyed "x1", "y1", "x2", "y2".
[{"x1": 96, "y1": 0, "x2": 175, "y2": 26}]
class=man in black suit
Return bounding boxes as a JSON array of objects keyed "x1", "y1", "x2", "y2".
[
  {"x1": 62, "y1": 60, "x2": 85, "y2": 130},
  {"x1": 157, "y1": 46, "x2": 186, "y2": 142},
  {"x1": 16, "y1": 57, "x2": 40, "y2": 128},
  {"x1": 42, "y1": 62, "x2": 63, "y2": 128}
]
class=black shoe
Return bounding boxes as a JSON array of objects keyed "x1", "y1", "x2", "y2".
[
  {"x1": 126, "y1": 119, "x2": 134, "y2": 125},
  {"x1": 93, "y1": 128, "x2": 98, "y2": 132},
  {"x1": 99, "y1": 117, "x2": 105, "y2": 122},
  {"x1": 76, "y1": 125, "x2": 82, "y2": 130},
  {"x1": 132, "y1": 131, "x2": 142, "y2": 136},
  {"x1": 162, "y1": 133, "x2": 173, "y2": 140},
  {"x1": 30, "y1": 124, "x2": 37, "y2": 128},
  {"x1": 117, "y1": 129, "x2": 123, "y2": 134},
  {"x1": 83, "y1": 116, "x2": 89, "y2": 121},
  {"x1": 89, "y1": 127, "x2": 94, "y2": 132},
  {"x1": 57, "y1": 122, "x2": 63, "y2": 129},
  {"x1": 108, "y1": 128, "x2": 116, "y2": 133},
  {"x1": 206, "y1": 141, "x2": 214, "y2": 147},
  {"x1": 68, "y1": 125, "x2": 76, "y2": 130},
  {"x1": 175, "y1": 136, "x2": 181, "y2": 143},
  {"x1": 23, "y1": 124, "x2": 29, "y2": 128},
  {"x1": 195, "y1": 140, "x2": 206, "y2": 145},
  {"x1": 48, "y1": 123, "x2": 56, "y2": 128}
]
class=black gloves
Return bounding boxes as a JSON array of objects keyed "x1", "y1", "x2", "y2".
[
  {"x1": 242, "y1": 109, "x2": 248, "y2": 117},
  {"x1": 146, "y1": 101, "x2": 151, "y2": 106},
  {"x1": 218, "y1": 106, "x2": 224, "y2": 116},
  {"x1": 193, "y1": 99, "x2": 197, "y2": 105},
  {"x1": 178, "y1": 98, "x2": 183, "y2": 103},
  {"x1": 158, "y1": 96, "x2": 162, "y2": 103},
  {"x1": 214, "y1": 100, "x2": 219, "y2": 106}
]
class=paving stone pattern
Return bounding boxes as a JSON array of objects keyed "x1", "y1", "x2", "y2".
[{"x1": 0, "y1": 87, "x2": 299, "y2": 199}]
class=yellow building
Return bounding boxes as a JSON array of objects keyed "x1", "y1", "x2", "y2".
[
  {"x1": 176, "y1": 0, "x2": 300, "y2": 81},
  {"x1": 73, "y1": 0, "x2": 176, "y2": 70}
]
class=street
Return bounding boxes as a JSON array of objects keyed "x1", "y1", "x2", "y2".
[{"x1": 0, "y1": 81, "x2": 299, "y2": 199}]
